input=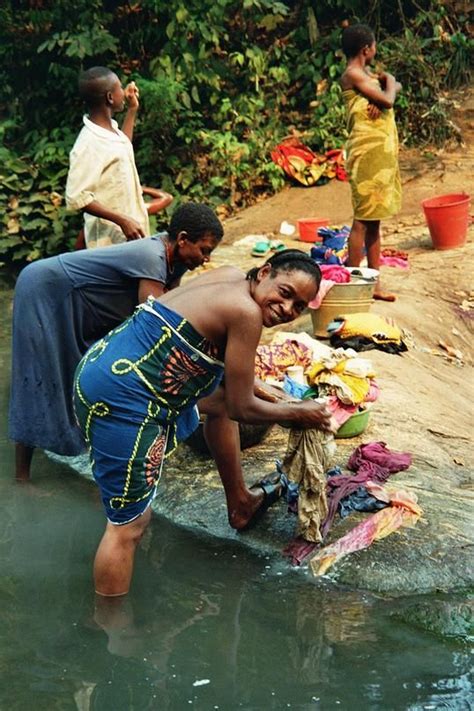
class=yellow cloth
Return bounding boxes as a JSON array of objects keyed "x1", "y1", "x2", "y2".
[
  {"x1": 305, "y1": 350, "x2": 374, "y2": 405},
  {"x1": 66, "y1": 116, "x2": 150, "y2": 248},
  {"x1": 343, "y1": 81, "x2": 401, "y2": 220},
  {"x1": 306, "y1": 350, "x2": 375, "y2": 382},
  {"x1": 317, "y1": 372, "x2": 370, "y2": 406},
  {"x1": 283, "y1": 430, "x2": 335, "y2": 543},
  {"x1": 336, "y1": 313, "x2": 402, "y2": 344}
]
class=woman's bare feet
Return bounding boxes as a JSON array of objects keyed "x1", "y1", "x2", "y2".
[
  {"x1": 228, "y1": 488, "x2": 264, "y2": 530},
  {"x1": 15, "y1": 443, "x2": 34, "y2": 481},
  {"x1": 373, "y1": 290, "x2": 396, "y2": 302},
  {"x1": 228, "y1": 472, "x2": 287, "y2": 531}
]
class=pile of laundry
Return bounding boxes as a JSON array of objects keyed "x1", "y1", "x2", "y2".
[
  {"x1": 254, "y1": 331, "x2": 421, "y2": 575},
  {"x1": 255, "y1": 332, "x2": 378, "y2": 429},
  {"x1": 310, "y1": 225, "x2": 350, "y2": 265},
  {"x1": 281, "y1": 439, "x2": 421, "y2": 576},
  {"x1": 270, "y1": 137, "x2": 348, "y2": 187},
  {"x1": 304, "y1": 346, "x2": 378, "y2": 427},
  {"x1": 327, "y1": 313, "x2": 408, "y2": 354}
]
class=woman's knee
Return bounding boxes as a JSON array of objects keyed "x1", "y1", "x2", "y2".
[
  {"x1": 109, "y1": 508, "x2": 151, "y2": 546},
  {"x1": 199, "y1": 386, "x2": 227, "y2": 417}
]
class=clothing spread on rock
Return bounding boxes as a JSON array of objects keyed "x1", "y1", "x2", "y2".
[
  {"x1": 8, "y1": 235, "x2": 186, "y2": 456},
  {"x1": 283, "y1": 441, "x2": 414, "y2": 566},
  {"x1": 73, "y1": 299, "x2": 224, "y2": 524},
  {"x1": 343, "y1": 80, "x2": 401, "y2": 220},
  {"x1": 254, "y1": 340, "x2": 312, "y2": 381},
  {"x1": 66, "y1": 115, "x2": 150, "y2": 248},
  {"x1": 321, "y1": 441, "x2": 413, "y2": 537},
  {"x1": 310, "y1": 483, "x2": 422, "y2": 576}
]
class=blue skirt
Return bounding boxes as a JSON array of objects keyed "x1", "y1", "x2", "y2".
[{"x1": 74, "y1": 299, "x2": 224, "y2": 524}]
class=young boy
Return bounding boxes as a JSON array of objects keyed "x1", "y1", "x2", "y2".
[
  {"x1": 340, "y1": 24, "x2": 402, "y2": 301},
  {"x1": 66, "y1": 66, "x2": 172, "y2": 248}
]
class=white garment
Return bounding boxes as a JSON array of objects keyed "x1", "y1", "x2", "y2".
[{"x1": 66, "y1": 116, "x2": 150, "y2": 248}]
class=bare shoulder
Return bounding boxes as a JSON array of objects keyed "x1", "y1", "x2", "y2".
[
  {"x1": 341, "y1": 65, "x2": 364, "y2": 90},
  {"x1": 162, "y1": 265, "x2": 258, "y2": 318},
  {"x1": 199, "y1": 265, "x2": 245, "y2": 283}
]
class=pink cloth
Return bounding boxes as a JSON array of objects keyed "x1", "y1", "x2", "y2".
[
  {"x1": 320, "y1": 441, "x2": 412, "y2": 538},
  {"x1": 327, "y1": 395, "x2": 357, "y2": 426},
  {"x1": 308, "y1": 266, "x2": 351, "y2": 309},
  {"x1": 379, "y1": 256, "x2": 409, "y2": 270},
  {"x1": 308, "y1": 279, "x2": 334, "y2": 310},
  {"x1": 348, "y1": 441, "x2": 412, "y2": 474},
  {"x1": 310, "y1": 487, "x2": 422, "y2": 576},
  {"x1": 319, "y1": 265, "x2": 352, "y2": 282},
  {"x1": 365, "y1": 381, "x2": 380, "y2": 402}
]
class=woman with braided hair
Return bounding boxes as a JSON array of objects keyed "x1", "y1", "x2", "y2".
[{"x1": 73, "y1": 249, "x2": 335, "y2": 596}]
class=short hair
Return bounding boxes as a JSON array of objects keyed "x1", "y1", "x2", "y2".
[
  {"x1": 168, "y1": 203, "x2": 224, "y2": 243},
  {"x1": 246, "y1": 249, "x2": 321, "y2": 290},
  {"x1": 79, "y1": 66, "x2": 118, "y2": 108},
  {"x1": 341, "y1": 24, "x2": 375, "y2": 58}
]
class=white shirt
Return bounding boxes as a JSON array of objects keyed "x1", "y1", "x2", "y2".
[{"x1": 66, "y1": 116, "x2": 150, "y2": 248}]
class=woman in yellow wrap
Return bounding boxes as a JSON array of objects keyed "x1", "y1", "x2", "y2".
[{"x1": 341, "y1": 24, "x2": 402, "y2": 301}]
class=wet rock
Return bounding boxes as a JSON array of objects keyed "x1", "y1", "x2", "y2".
[{"x1": 396, "y1": 595, "x2": 474, "y2": 640}]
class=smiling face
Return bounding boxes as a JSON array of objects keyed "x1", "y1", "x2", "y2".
[
  {"x1": 254, "y1": 266, "x2": 318, "y2": 328},
  {"x1": 176, "y1": 231, "x2": 220, "y2": 270}
]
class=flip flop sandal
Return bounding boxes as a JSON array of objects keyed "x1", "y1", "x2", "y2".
[
  {"x1": 238, "y1": 470, "x2": 288, "y2": 532},
  {"x1": 251, "y1": 239, "x2": 271, "y2": 257},
  {"x1": 270, "y1": 240, "x2": 286, "y2": 252}
]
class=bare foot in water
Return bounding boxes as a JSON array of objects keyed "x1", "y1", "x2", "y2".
[
  {"x1": 373, "y1": 290, "x2": 396, "y2": 302},
  {"x1": 15, "y1": 443, "x2": 34, "y2": 481}
]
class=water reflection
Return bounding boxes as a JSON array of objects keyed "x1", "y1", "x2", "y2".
[{"x1": 0, "y1": 280, "x2": 472, "y2": 710}]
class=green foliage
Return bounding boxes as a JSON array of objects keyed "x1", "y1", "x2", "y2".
[
  {"x1": 0, "y1": 0, "x2": 470, "y2": 262},
  {"x1": 0, "y1": 127, "x2": 79, "y2": 264}
]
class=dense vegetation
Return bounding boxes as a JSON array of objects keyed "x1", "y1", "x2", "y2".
[{"x1": 0, "y1": 0, "x2": 471, "y2": 263}]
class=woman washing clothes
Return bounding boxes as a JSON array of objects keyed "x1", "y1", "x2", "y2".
[
  {"x1": 9, "y1": 202, "x2": 223, "y2": 481},
  {"x1": 73, "y1": 249, "x2": 336, "y2": 597},
  {"x1": 340, "y1": 23, "x2": 402, "y2": 301}
]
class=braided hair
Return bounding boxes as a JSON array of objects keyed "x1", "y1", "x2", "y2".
[{"x1": 246, "y1": 249, "x2": 321, "y2": 290}]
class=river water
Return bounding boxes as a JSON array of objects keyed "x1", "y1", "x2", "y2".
[{"x1": 0, "y1": 281, "x2": 471, "y2": 710}]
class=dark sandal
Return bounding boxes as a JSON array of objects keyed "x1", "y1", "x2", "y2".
[{"x1": 237, "y1": 470, "x2": 287, "y2": 532}]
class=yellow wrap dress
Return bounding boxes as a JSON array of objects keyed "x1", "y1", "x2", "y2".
[{"x1": 343, "y1": 81, "x2": 401, "y2": 220}]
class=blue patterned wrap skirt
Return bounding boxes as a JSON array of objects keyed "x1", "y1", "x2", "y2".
[{"x1": 73, "y1": 299, "x2": 224, "y2": 524}]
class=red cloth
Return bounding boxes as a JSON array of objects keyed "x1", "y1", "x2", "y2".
[
  {"x1": 319, "y1": 265, "x2": 351, "y2": 282},
  {"x1": 320, "y1": 442, "x2": 412, "y2": 538},
  {"x1": 270, "y1": 138, "x2": 348, "y2": 185}
]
